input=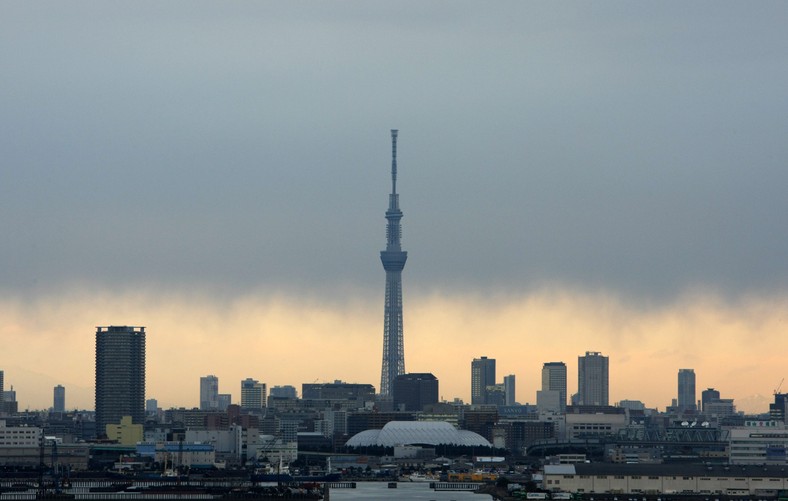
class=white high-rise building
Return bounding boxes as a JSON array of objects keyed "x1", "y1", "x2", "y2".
[
  {"x1": 578, "y1": 352, "x2": 609, "y2": 406},
  {"x1": 240, "y1": 378, "x2": 267, "y2": 409}
]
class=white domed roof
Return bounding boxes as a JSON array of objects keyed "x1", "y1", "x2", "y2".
[{"x1": 345, "y1": 421, "x2": 492, "y2": 448}]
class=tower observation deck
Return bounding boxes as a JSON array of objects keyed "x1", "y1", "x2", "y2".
[{"x1": 380, "y1": 129, "x2": 407, "y2": 398}]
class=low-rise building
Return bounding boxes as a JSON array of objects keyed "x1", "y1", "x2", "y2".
[
  {"x1": 544, "y1": 463, "x2": 788, "y2": 494},
  {"x1": 729, "y1": 420, "x2": 788, "y2": 465}
]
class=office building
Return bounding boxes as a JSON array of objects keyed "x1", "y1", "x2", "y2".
[
  {"x1": 730, "y1": 420, "x2": 788, "y2": 465},
  {"x1": 380, "y1": 130, "x2": 408, "y2": 397},
  {"x1": 240, "y1": 378, "x2": 266, "y2": 409},
  {"x1": 53, "y1": 385, "x2": 65, "y2": 412},
  {"x1": 542, "y1": 362, "x2": 567, "y2": 413},
  {"x1": 503, "y1": 374, "x2": 516, "y2": 406},
  {"x1": 302, "y1": 381, "x2": 375, "y2": 402},
  {"x1": 677, "y1": 368, "x2": 696, "y2": 412},
  {"x1": 2, "y1": 385, "x2": 17, "y2": 415},
  {"x1": 771, "y1": 393, "x2": 788, "y2": 422},
  {"x1": 705, "y1": 398, "x2": 736, "y2": 418},
  {"x1": 217, "y1": 394, "x2": 232, "y2": 411},
  {"x1": 200, "y1": 375, "x2": 219, "y2": 410},
  {"x1": 146, "y1": 399, "x2": 158, "y2": 415},
  {"x1": 392, "y1": 373, "x2": 438, "y2": 411},
  {"x1": 270, "y1": 385, "x2": 298, "y2": 399},
  {"x1": 537, "y1": 390, "x2": 562, "y2": 413},
  {"x1": 578, "y1": 351, "x2": 609, "y2": 406},
  {"x1": 471, "y1": 356, "x2": 496, "y2": 405},
  {"x1": 95, "y1": 326, "x2": 145, "y2": 436},
  {"x1": 485, "y1": 384, "x2": 506, "y2": 407},
  {"x1": 701, "y1": 388, "x2": 721, "y2": 413}
]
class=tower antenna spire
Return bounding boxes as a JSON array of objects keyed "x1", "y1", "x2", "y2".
[
  {"x1": 379, "y1": 129, "x2": 407, "y2": 398},
  {"x1": 391, "y1": 129, "x2": 398, "y2": 196}
]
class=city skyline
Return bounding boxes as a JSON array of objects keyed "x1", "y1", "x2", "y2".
[{"x1": 2, "y1": 3, "x2": 788, "y2": 412}]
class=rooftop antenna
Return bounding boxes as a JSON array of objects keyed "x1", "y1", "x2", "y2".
[{"x1": 391, "y1": 129, "x2": 398, "y2": 196}]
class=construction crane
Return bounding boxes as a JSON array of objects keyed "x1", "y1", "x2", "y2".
[{"x1": 775, "y1": 378, "x2": 784, "y2": 395}]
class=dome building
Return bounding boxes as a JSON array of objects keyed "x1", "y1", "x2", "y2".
[{"x1": 345, "y1": 421, "x2": 492, "y2": 448}]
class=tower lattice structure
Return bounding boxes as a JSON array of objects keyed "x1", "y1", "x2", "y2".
[{"x1": 380, "y1": 129, "x2": 407, "y2": 397}]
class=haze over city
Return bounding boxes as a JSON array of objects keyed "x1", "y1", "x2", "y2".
[{"x1": 2, "y1": 2, "x2": 787, "y2": 413}]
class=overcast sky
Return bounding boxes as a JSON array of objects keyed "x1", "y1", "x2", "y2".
[{"x1": 2, "y1": 2, "x2": 787, "y2": 411}]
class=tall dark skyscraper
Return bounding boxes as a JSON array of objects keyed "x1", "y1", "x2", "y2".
[
  {"x1": 95, "y1": 326, "x2": 146, "y2": 437},
  {"x1": 380, "y1": 129, "x2": 407, "y2": 398},
  {"x1": 53, "y1": 385, "x2": 65, "y2": 413},
  {"x1": 471, "y1": 356, "x2": 496, "y2": 405},
  {"x1": 678, "y1": 368, "x2": 696, "y2": 412},
  {"x1": 393, "y1": 373, "x2": 438, "y2": 411}
]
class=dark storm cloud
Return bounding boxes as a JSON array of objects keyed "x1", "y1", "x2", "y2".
[{"x1": 1, "y1": 1, "x2": 787, "y2": 301}]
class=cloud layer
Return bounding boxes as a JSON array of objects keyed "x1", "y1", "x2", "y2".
[{"x1": 1, "y1": 286, "x2": 784, "y2": 413}]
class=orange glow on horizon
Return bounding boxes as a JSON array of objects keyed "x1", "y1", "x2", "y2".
[{"x1": 0, "y1": 287, "x2": 785, "y2": 413}]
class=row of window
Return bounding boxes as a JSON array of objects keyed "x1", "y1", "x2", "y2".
[{"x1": 558, "y1": 475, "x2": 783, "y2": 482}]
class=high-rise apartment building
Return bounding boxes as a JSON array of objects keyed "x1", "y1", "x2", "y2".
[
  {"x1": 53, "y1": 385, "x2": 65, "y2": 412},
  {"x1": 578, "y1": 351, "x2": 609, "y2": 406},
  {"x1": 471, "y1": 356, "x2": 496, "y2": 405},
  {"x1": 380, "y1": 130, "x2": 408, "y2": 397},
  {"x1": 542, "y1": 362, "x2": 567, "y2": 413},
  {"x1": 200, "y1": 375, "x2": 219, "y2": 410},
  {"x1": 0, "y1": 370, "x2": 4, "y2": 409},
  {"x1": 95, "y1": 326, "x2": 146, "y2": 436},
  {"x1": 503, "y1": 374, "x2": 516, "y2": 406},
  {"x1": 240, "y1": 378, "x2": 266, "y2": 410},
  {"x1": 678, "y1": 368, "x2": 696, "y2": 412}
]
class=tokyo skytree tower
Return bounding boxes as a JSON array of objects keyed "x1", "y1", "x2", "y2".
[{"x1": 379, "y1": 129, "x2": 407, "y2": 398}]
